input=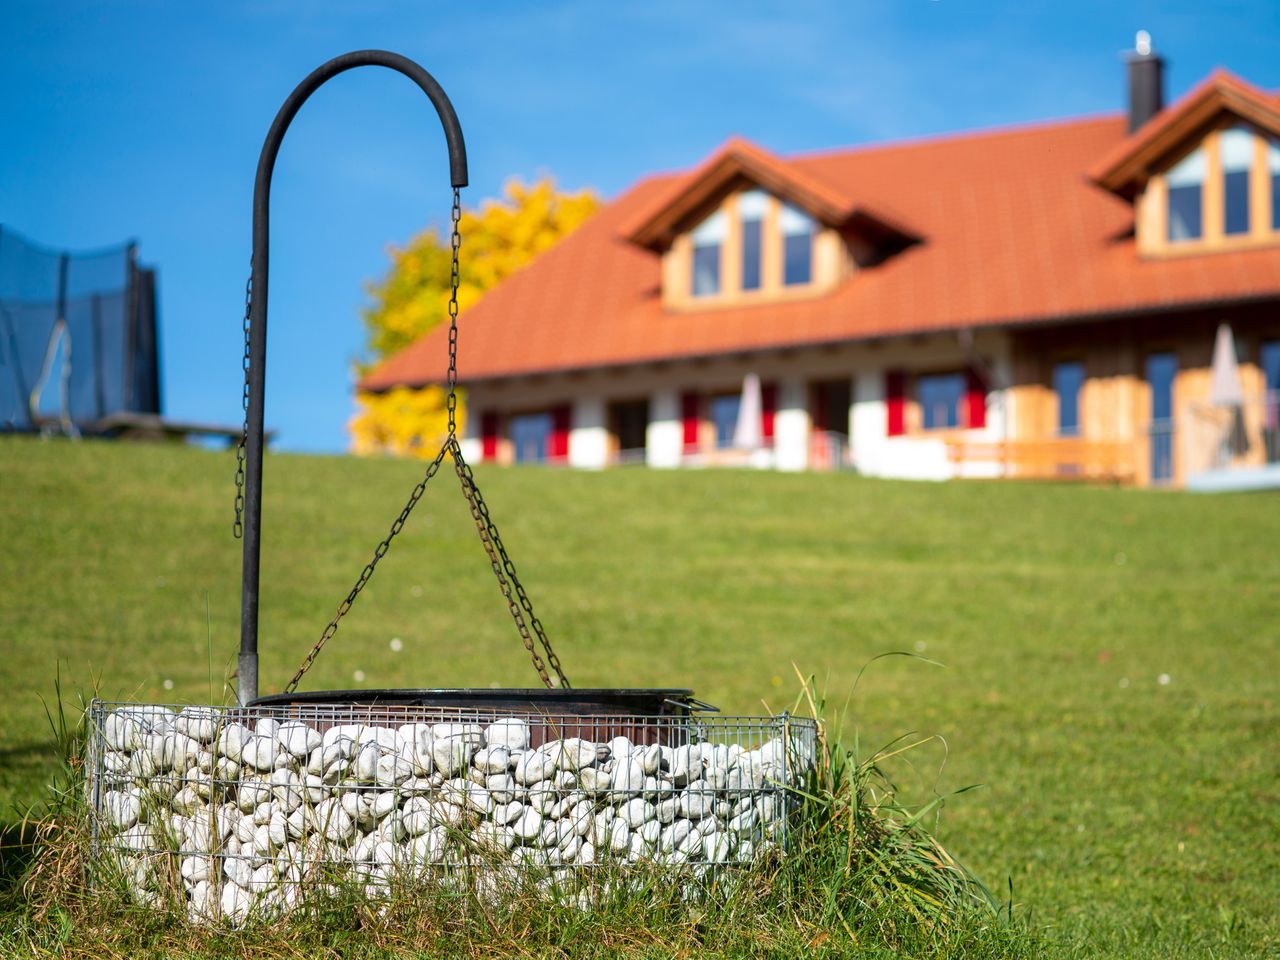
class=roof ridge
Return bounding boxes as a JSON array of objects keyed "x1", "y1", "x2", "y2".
[{"x1": 786, "y1": 110, "x2": 1125, "y2": 166}]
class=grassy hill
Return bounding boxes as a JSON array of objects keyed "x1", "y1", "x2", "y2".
[{"x1": 1, "y1": 435, "x2": 1277, "y2": 956}]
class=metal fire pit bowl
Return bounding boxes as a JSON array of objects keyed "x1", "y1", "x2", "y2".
[{"x1": 246, "y1": 688, "x2": 717, "y2": 749}]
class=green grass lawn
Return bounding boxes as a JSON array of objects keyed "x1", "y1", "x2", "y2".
[{"x1": 1, "y1": 435, "x2": 1278, "y2": 957}]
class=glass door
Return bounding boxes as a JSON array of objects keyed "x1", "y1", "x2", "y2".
[{"x1": 1147, "y1": 352, "x2": 1177, "y2": 483}]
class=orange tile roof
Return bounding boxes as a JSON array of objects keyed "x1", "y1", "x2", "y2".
[{"x1": 362, "y1": 89, "x2": 1280, "y2": 391}]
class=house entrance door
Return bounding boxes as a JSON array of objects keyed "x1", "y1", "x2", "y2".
[{"x1": 1146, "y1": 352, "x2": 1177, "y2": 483}]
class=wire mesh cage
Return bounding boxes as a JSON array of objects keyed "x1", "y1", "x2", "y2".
[{"x1": 86, "y1": 699, "x2": 818, "y2": 923}]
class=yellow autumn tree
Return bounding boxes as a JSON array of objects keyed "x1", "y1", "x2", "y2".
[{"x1": 350, "y1": 177, "x2": 598, "y2": 457}]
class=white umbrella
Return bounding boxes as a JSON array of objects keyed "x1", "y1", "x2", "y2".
[
  {"x1": 733, "y1": 372, "x2": 762, "y2": 449},
  {"x1": 1209, "y1": 323, "x2": 1248, "y2": 457},
  {"x1": 1209, "y1": 323, "x2": 1244, "y2": 407}
]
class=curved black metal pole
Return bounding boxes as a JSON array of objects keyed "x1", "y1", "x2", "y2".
[{"x1": 239, "y1": 51, "x2": 468, "y2": 705}]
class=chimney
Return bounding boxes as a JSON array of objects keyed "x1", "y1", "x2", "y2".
[{"x1": 1127, "y1": 30, "x2": 1165, "y2": 133}]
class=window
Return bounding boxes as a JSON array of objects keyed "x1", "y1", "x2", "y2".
[
  {"x1": 709, "y1": 393, "x2": 741, "y2": 449},
  {"x1": 1269, "y1": 139, "x2": 1280, "y2": 231},
  {"x1": 1053, "y1": 361, "x2": 1085, "y2": 437},
  {"x1": 690, "y1": 211, "x2": 725, "y2": 297},
  {"x1": 509, "y1": 412, "x2": 553, "y2": 464},
  {"x1": 1222, "y1": 127, "x2": 1253, "y2": 236},
  {"x1": 1262, "y1": 341, "x2": 1280, "y2": 396},
  {"x1": 781, "y1": 203, "x2": 813, "y2": 286},
  {"x1": 918, "y1": 372, "x2": 965, "y2": 430},
  {"x1": 1166, "y1": 147, "x2": 1204, "y2": 243},
  {"x1": 740, "y1": 190, "x2": 766, "y2": 291}
]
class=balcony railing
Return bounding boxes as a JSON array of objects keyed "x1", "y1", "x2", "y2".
[
  {"x1": 1185, "y1": 392, "x2": 1280, "y2": 478},
  {"x1": 945, "y1": 436, "x2": 1136, "y2": 482}
]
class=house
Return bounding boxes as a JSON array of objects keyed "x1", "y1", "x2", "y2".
[{"x1": 361, "y1": 37, "x2": 1280, "y2": 489}]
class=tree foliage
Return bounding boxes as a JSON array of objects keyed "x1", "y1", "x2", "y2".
[{"x1": 351, "y1": 177, "x2": 598, "y2": 457}]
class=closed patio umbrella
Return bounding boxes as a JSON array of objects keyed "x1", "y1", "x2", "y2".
[
  {"x1": 1209, "y1": 323, "x2": 1248, "y2": 457},
  {"x1": 733, "y1": 372, "x2": 763, "y2": 450},
  {"x1": 1209, "y1": 323, "x2": 1244, "y2": 407}
]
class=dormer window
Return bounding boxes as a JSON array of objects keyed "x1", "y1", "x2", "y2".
[
  {"x1": 682, "y1": 191, "x2": 824, "y2": 302},
  {"x1": 1150, "y1": 125, "x2": 1280, "y2": 253},
  {"x1": 1221, "y1": 126, "x2": 1252, "y2": 235},
  {"x1": 1166, "y1": 147, "x2": 1204, "y2": 243},
  {"x1": 781, "y1": 203, "x2": 814, "y2": 285},
  {"x1": 690, "y1": 211, "x2": 726, "y2": 297}
]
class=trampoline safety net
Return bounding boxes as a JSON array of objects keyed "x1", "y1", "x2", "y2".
[{"x1": 0, "y1": 225, "x2": 160, "y2": 433}]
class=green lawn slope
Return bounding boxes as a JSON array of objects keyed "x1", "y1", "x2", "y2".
[{"x1": 1, "y1": 436, "x2": 1277, "y2": 956}]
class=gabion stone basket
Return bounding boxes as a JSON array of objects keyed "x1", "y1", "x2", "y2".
[{"x1": 87, "y1": 700, "x2": 818, "y2": 923}]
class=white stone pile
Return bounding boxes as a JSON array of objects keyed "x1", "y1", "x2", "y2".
[{"x1": 90, "y1": 705, "x2": 814, "y2": 923}]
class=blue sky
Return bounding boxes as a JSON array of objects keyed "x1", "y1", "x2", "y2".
[{"x1": 4, "y1": 1, "x2": 1278, "y2": 452}]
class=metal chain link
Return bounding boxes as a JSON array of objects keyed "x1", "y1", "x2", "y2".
[
  {"x1": 233, "y1": 268, "x2": 252, "y2": 539},
  {"x1": 282, "y1": 186, "x2": 571, "y2": 692}
]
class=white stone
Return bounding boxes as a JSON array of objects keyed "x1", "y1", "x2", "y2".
[
  {"x1": 493, "y1": 801, "x2": 525, "y2": 826},
  {"x1": 221, "y1": 881, "x2": 253, "y2": 922},
  {"x1": 103, "y1": 712, "x2": 146, "y2": 752},
  {"x1": 484, "y1": 718, "x2": 529, "y2": 751},
  {"x1": 619, "y1": 798, "x2": 654, "y2": 828},
  {"x1": 661, "y1": 820, "x2": 693, "y2": 853},
  {"x1": 374, "y1": 754, "x2": 414, "y2": 787},
  {"x1": 552, "y1": 738, "x2": 597, "y2": 771},
  {"x1": 677, "y1": 788, "x2": 715, "y2": 820},
  {"x1": 174, "y1": 707, "x2": 220, "y2": 743},
  {"x1": 472, "y1": 746, "x2": 510, "y2": 774},
  {"x1": 254, "y1": 717, "x2": 280, "y2": 739},
  {"x1": 610, "y1": 758, "x2": 645, "y2": 797},
  {"x1": 579, "y1": 767, "x2": 612, "y2": 793},
  {"x1": 430, "y1": 736, "x2": 474, "y2": 777},
  {"x1": 511, "y1": 808, "x2": 543, "y2": 841},
  {"x1": 240, "y1": 736, "x2": 280, "y2": 772},
  {"x1": 276, "y1": 721, "x2": 321, "y2": 759},
  {"x1": 640, "y1": 743, "x2": 663, "y2": 776},
  {"x1": 431, "y1": 722, "x2": 483, "y2": 743},
  {"x1": 605, "y1": 819, "x2": 630, "y2": 854},
  {"x1": 514, "y1": 750, "x2": 556, "y2": 785}
]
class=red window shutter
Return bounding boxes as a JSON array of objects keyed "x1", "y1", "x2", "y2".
[
  {"x1": 965, "y1": 368, "x2": 987, "y2": 429},
  {"x1": 550, "y1": 404, "x2": 572, "y2": 461},
  {"x1": 480, "y1": 411, "x2": 500, "y2": 462},
  {"x1": 681, "y1": 391, "x2": 701, "y2": 450},
  {"x1": 761, "y1": 382, "x2": 777, "y2": 443},
  {"x1": 885, "y1": 370, "x2": 906, "y2": 436}
]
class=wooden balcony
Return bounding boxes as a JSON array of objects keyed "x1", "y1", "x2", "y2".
[{"x1": 945, "y1": 436, "x2": 1136, "y2": 483}]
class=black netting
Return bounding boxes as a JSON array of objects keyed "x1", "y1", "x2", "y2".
[{"x1": 0, "y1": 226, "x2": 159, "y2": 431}]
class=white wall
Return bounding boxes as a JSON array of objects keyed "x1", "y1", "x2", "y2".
[
  {"x1": 569, "y1": 397, "x2": 609, "y2": 469},
  {"x1": 646, "y1": 389, "x2": 682, "y2": 468},
  {"x1": 773, "y1": 377, "x2": 809, "y2": 472}
]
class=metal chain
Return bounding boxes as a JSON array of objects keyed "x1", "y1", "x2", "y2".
[
  {"x1": 448, "y1": 439, "x2": 552, "y2": 687},
  {"x1": 446, "y1": 188, "x2": 461, "y2": 437},
  {"x1": 233, "y1": 268, "x2": 252, "y2": 539},
  {"x1": 450, "y1": 439, "x2": 569, "y2": 688},
  {"x1": 283, "y1": 186, "x2": 570, "y2": 692},
  {"x1": 283, "y1": 444, "x2": 449, "y2": 694}
]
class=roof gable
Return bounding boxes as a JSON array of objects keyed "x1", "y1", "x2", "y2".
[
  {"x1": 623, "y1": 137, "x2": 920, "y2": 250},
  {"x1": 1092, "y1": 70, "x2": 1280, "y2": 196}
]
